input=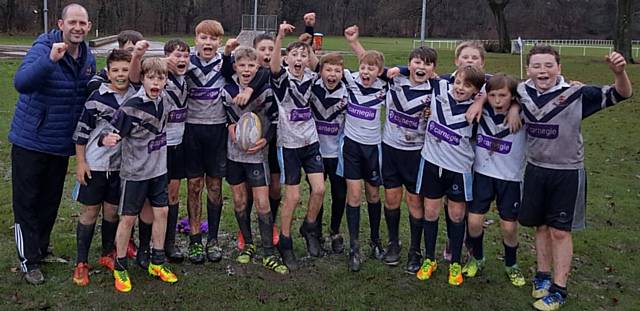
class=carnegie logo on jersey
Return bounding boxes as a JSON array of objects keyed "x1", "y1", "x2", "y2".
[
  {"x1": 421, "y1": 96, "x2": 431, "y2": 105},
  {"x1": 189, "y1": 87, "x2": 221, "y2": 100},
  {"x1": 428, "y1": 121, "x2": 461, "y2": 145},
  {"x1": 289, "y1": 107, "x2": 312, "y2": 122},
  {"x1": 148, "y1": 132, "x2": 167, "y2": 153},
  {"x1": 168, "y1": 108, "x2": 188, "y2": 123},
  {"x1": 347, "y1": 103, "x2": 376, "y2": 120},
  {"x1": 476, "y1": 134, "x2": 512, "y2": 154},
  {"x1": 527, "y1": 123, "x2": 559, "y2": 139},
  {"x1": 315, "y1": 120, "x2": 340, "y2": 136},
  {"x1": 388, "y1": 110, "x2": 419, "y2": 129}
]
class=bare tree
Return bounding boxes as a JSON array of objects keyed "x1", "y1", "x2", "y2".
[
  {"x1": 614, "y1": 0, "x2": 635, "y2": 63},
  {"x1": 487, "y1": 0, "x2": 510, "y2": 52}
]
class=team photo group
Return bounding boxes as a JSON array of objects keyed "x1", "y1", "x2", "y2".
[{"x1": 8, "y1": 3, "x2": 633, "y2": 311}]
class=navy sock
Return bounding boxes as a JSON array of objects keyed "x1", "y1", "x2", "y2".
[
  {"x1": 504, "y1": 242, "x2": 518, "y2": 267},
  {"x1": 384, "y1": 207, "x2": 401, "y2": 243},
  {"x1": 101, "y1": 219, "x2": 118, "y2": 256},
  {"x1": 189, "y1": 233, "x2": 202, "y2": 245},
  {"x1": 138, "y1": 220, "x2": 152, "y2": 253},
  {"x1": 346, "y1": 204, "x2": 361, "y2": 250},
  {"x1": 367, "y1": 201, "x2": 381, "y2": 242},
  {"x1": 409, "y1": 215, "x2": 423, "y2": 253},
  {"x1": 329, "y1": 200, "x2": 346, "y2": 235},
  {"x1": 535, "y1": 271, "x2": 552, "y2": 280},
  {"x1": 151, "y1": 248, "x2": 166, "y2": 265},
  {"x1": 234, "y1": 209, "x2": 253, "y2": 245},
  {"x1": 76, "y1": 222, "x2": 96, "y2": 264},
  {"x1": 245, "y1": 197, "x2": 253, "y2": 232},
  {"x1": 549, "y1": 283, "x2": 568, "y2": 298},
  {"x1": 468, "y1": 231, "x2": 484, "y2": 260},
  {"x1": 207, "y1": 200, "x2": 223, "y2": 241},
  {"x1": 449, "y1": 221, "x2": 465, "y2": 264},
  {"x1": 258, "y1": 212, "x2": 274, "y2": 256},
  {"x1": 423, "y1": 219, "x2": 438, "y2": 260},
  {"x1": 269, "y1": 197, "x2": 280, "y2": 222}
]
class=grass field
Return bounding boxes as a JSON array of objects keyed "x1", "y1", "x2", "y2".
[{"x1": 0, "y1": 35, "x2": 638, "y2": 310}]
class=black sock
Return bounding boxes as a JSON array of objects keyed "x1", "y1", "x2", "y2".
[
  {"x1": 549, "y1": 283, "x2": 568, "y2": 298},
  {"x1": 449, "y1": 221, "x2": 465, "y2": 264},
  {"x1": 504, "y1": 242, "x2": 518, "y2": 267},
  {"x1": 346, "y1": 204, "x2": 360, "y2": 250},
  {"x1": 444, "y1": 203, "x2": 452, "y2": 241},
  {"x1": 367, "y1": 201, "x2": 381, "y2": 242},
  {"x1": 468, "y1": 231, "x2": 484, "y2": 260},
  {"x1": 151, "y1": 248, "x2": 166, "y2": 265},
  {"x1": 384, "y1": 207, "x2": 401, "y2": 243},
  {"x1": 101, "y1": 219, "x2": 118, "y2": 256},
  {"x1": 535, "y1": 271, "x2": 552, "y2": 280},
  {"x1": 269, "y1": 197, "x2": 280, "y2": 222},
  {"x1": 330, "y1": 199, "x2": 346, "y2": 235},
  {"x1": 189, "y1": 233, "x2": 202, "y2": 245},
  {"x1": 423, "y1": 218, "x2": 438, "y2": 260},
  {"x1": 409, "y1": 215, "x2": 423, "y2": 253},
  {"x1": 258, "y1": 212, "x2": 274, "y2": 256},
  {"x1": 165, "y1": 203, "x2": 179, "y2": 248},
  {"x1": 234, "y1": 209, "x2": 253, "y2": 245},
  {"x1": 207, "y1": 200, "x2": 223, "y2": 241},
  {"x1": 76, "y1": 222, "x2": 96, "y2": 264},
  {"x1": 245, "y1": 196, "x2": 253, "y2": 232},
  {"x1": 316, "y1": 205, "x2": 324, "y2": 235},
  {"x1": 115, "y1": 256, "x2": 128, "y2": 271},
  {"x1": 138, "y1": 220, "x2": 152, "y2": 252},
  {"x1": 278, "y1": 233, "x2": 292, "y2": 250}
]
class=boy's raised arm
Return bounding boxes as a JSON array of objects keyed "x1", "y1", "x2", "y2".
[
  {"x1": 271, "y1": 22, "x2": 295, "y2": 74},
  {"x1": 607, "y1": 52, "x2": 632, "y2": 98},
  {"x1": 344, "y1": 25, "x2": 365, "y2": 60},
  {"x1": 128, "y1": 40, "x2": 149, "y2": 84}
]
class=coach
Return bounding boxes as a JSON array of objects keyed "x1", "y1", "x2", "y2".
[{"x1": 8, "y1": 3, "x2": 95, "y2": 284}]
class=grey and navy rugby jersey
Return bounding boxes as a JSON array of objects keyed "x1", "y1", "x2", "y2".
[
  {"x1": 223, "y1": 75, "x2": 275, "y2": 164},
  {"x1": 164, "y1": 73, "x2": 188, "y2": 146},
  {"x1": 111, "y1": 87, "x2": 170, "y2": 181},
  {"x1": 421, "y1": 79, "x2": 475, "y2": 174},
  {"x1": 271, "y1": 67, "x2": 318, "y2": 149},
  {"x1": 185, "y1": 53, "x2": 227, "y2": 125},
  {"x1": 518, "y1": 75, "x2": 629, "y2": 170},
  {"x1": 74, "y1": 83, "x2": 137, "y2": 171},
  {"x1": 382, "y1": 75, "x2": 435, "y2": 150},
  {"x1": 310, "y1": 78, "x2": 348, "y2": 158},
  {"x1": 473, "y1": 105, "x2": 526, "y2": 182},
  {"x1": 343, "y1": 70, "x2": 388, "y2": 145}
]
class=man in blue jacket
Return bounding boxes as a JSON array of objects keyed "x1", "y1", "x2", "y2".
[{"x1": 8, "y1": 3, "x2": 96, "y2": 285}]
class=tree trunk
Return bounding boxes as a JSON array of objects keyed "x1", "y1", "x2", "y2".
[
  {"x1": 614, "y1": 0, "x2": 635, "y2": 63},
  {"x1": 184, "y1": 0, "x2": 197, "y2": 34},
  {"x1": 6, "y1": 0, "x2": 16, "y2": 34},
  {"x1": 487, "y1": 0, "x2": 511, "y2": 53}
]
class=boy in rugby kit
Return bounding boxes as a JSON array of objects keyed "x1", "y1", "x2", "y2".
[
  {"x1": 88, "y1": 30, "x2": 143, "y2": 94},
  {"x1": 462, "y1": 74, "x2": 526, "y2": 287},
  {"x1": 381, "y1": 46, "x2": 437, "y2": 273},
  {"x1": 309, "y1": 53, "x2": 349, "y2": 254},
  {"x1": 183, "y1": 20, "x2": 228, "y2": 263},
  {"x1": 415, "y1": 66, "x2": 486, "y2": 286},
  {"x1": 222, "y1": 46, "x2": 287, "y2": 274},
  {"x1": 517, "y1": 46, "x2": 632, "y2": 310},
  {"x1": 270, "y1": 22, "x2": 325, "y2": 270},
  {"x1": 341, "y1": 25, "x2": 388, "y2": 271},
  {"x1": 71, "y1": 49, "x2": 137, "y2": 286},
  {"x1": 102, "y1": 58, "x2": 177, "y2": 292},
  {"x1": 162, "y1": 39, "x2": 191, "y2": 262}
]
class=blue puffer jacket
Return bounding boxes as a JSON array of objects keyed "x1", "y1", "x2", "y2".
[{"x1": 9, "y1": 30, "x2": 96, "y2": 156}]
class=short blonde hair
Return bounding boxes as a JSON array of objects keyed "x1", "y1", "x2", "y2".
[
  {"x1": 360, "y1": 50, "x2": 384, "y2": 69},
  {"x1": 195, "y1": 19, "x2": 224, "y2": 37},
  {"x1": 455, "y1": 41, "x2": 486, "y2": 61},
  {"x1": 320, "y1": 53, "x2": 344, "y2": 69},
  {"x1": 234, "y1": 46, "x2": 258, "y2": 62},
  {"x1": 141, "y1": 57, "x2": 168, "y2": 78}
]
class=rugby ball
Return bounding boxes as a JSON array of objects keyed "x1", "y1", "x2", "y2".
[{"x1": 236, "y1": 112, "x2": 262, "y2": 151}]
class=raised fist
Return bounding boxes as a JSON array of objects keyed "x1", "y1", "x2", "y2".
[
  {"x1": 49, "y1": 42, "x2": 68, "y2": 62},
  {"x1": 606, "y1": 51, "x2": 626, "y2": 74},
  {"x1": 344, "y1": 25, "x2": 359, "y2": 42},
  {"x1": 224, "y1": 38, "x2": 240, "y2": 55},
  {"x1": 278, "y1": 22, "x2": 295, "y2": 37},
  {"x1": 133, "y1": 40, "x2": 150, "y2": 58}
]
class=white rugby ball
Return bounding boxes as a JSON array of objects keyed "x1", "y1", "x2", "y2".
[{"x1": 236, "y1": 112, "x2": 262, "y2": 151}]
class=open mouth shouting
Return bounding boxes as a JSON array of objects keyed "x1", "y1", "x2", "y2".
[
  {"x1": 415, "y1": 70, "x2": 427, "y2": 78},
  {"x1": 149, "y1": 87, "x2": 161, "y2": 98}
]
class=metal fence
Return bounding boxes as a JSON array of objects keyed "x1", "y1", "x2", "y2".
[{"x1": 241, "y1": 14, "x2": 278, "y2": 33}]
